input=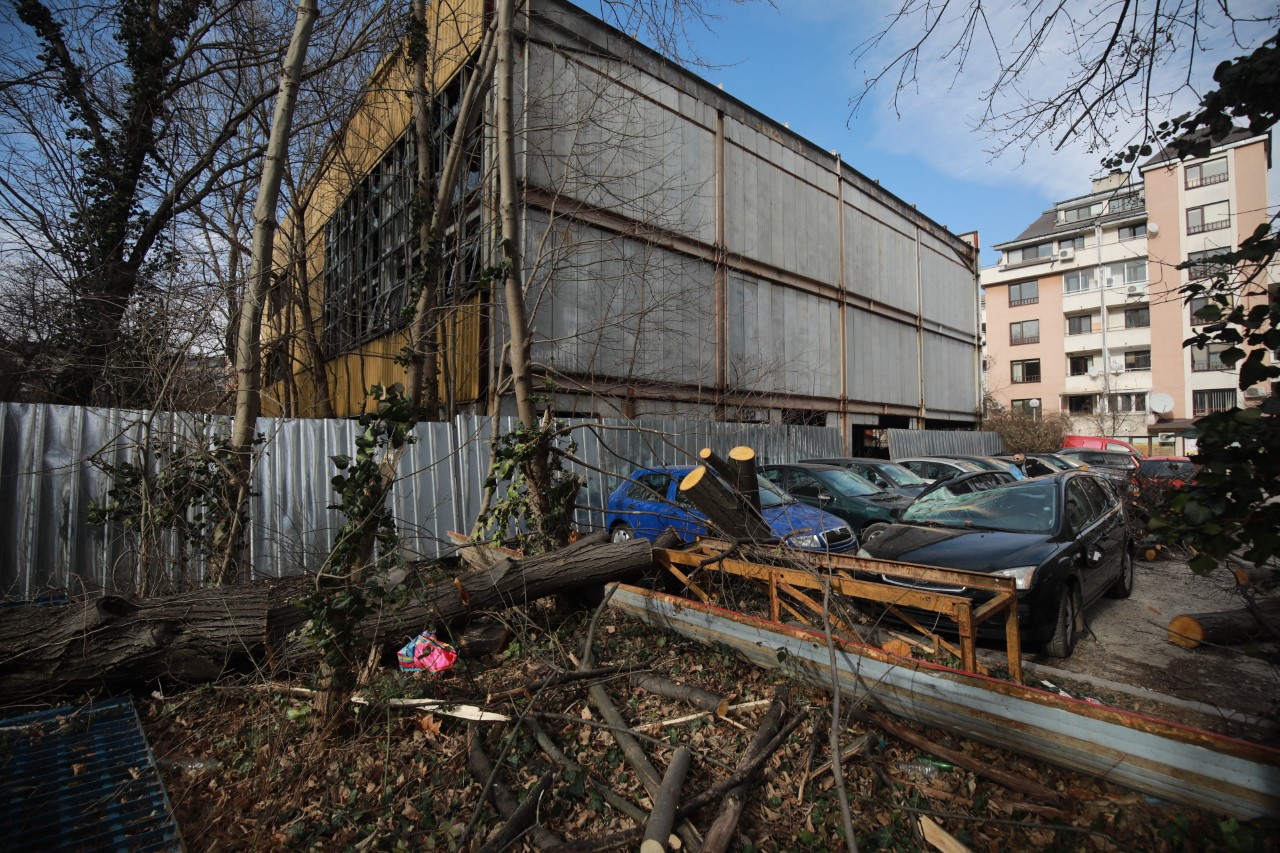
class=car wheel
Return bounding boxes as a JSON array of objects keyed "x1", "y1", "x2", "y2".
[
  {"x1": 1045, "y1": 584, "x2": 1081, "y2": 659},
  {"x1": 610, "y1": 523, "x2": 634, "y2": 544},
  {"x1": 1106, "y1": 548, "x2": 1135, "y2": 599},
  {"x1": 861, "y1": 522, "x2": 890, "y2": 544}
]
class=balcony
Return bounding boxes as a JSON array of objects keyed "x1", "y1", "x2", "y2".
[
  {"x1": 1188, "y1": 219, "x2": 1230, "y2": 235},
  {"x1": 1009, "y1": 296, "x2": 1039, "y2": 307},
  {"x1": 1186, "y1": 172, "x2": 1228, "y2": 190}
]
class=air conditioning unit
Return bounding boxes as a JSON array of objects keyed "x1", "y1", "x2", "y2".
[
  {"x1": 1125, "y1": 283, "x2": 1144, "y2": 295},
  {"x1": 1058, "y1": 248, "x2": 1074, "y2": 261},
  {"x1": 1088, "y1": 367, "x2": 1102, "y2": 378},
  {"x1": 1157, "y1": 432, "x2": 1176, "y2": 443},
  {"x1": 1109, "y1": 357, "x2": 1125, "y2": 373}
]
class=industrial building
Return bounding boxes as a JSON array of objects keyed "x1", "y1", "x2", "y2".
[{"x1": 263, "y1": 0, "x2": 982, "y2": 451}]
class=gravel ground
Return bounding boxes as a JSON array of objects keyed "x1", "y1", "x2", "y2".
[{"x1": 980, "y1": 554, "x2": 1280, "y2": 742}]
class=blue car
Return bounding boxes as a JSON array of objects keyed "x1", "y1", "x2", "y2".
[{"x1": 605, "y1": 465, "x2": 857, "y2": 552}]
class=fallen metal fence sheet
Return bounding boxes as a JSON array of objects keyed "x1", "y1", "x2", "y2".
[
  {"x1": 0, "y1": 696, "x2": 184, "y2": 851},
  {"x1": 608, "y1": 583, "x2": 1280, "y2": 820}
]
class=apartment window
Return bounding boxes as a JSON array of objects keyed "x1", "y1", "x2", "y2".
[
  {"x1": 1192, "y1": 343, "x2": 1231, "y2": 372},
  {"x1": 1009, "y1": 281, "x2": 1039, "y2": 306},
  {"x1": 1189, "y1": 295, "x2": 1218, "y2": 326},
  {"x1": 1061, "y1": 202, "x2": 1102, "y2": 223},
  {"x1": 1185, "y1": 157, "x2": 1228, "y2": 189},
  {"x1": 1108, "y1": 259, "x2": 1148, "y2": 286},
  {"x1": 1187, "y1": 201, "x2": 1230, "y2": 234},
  {"x1": 1066, "y1": 314, "x2": 1093, "y2": 336},
  {"x1": 1011, "y1": 359, "x2": 1041, "y2": 383},
  {"x1": 1010, "y1": 319, "x2": 1040, "y2": 345},
  {"x1": 1193, "y1": 388, "x2": 1236, "y2": 416},
  {"x1": 1186, "y1": 248, "x2": 1231, "y2": 280},
  {"x1": 1006, "y1": 242, "x2": 1054, "y2": 264},
  {"x1": 1011, "y1": 399, "x2": 1041, "y2": 420},
  {"x1": 1069, "y1": 355, "x2": 1093, "y2": 376},
  {"x1": 1124, "y1": 307, "x2": 1150, "y2": 328},
  {"x1": 1110, "y1": 392, "x2": 1148, "y2": 413},
  {"x1": 1124, "y1": 349, "x2": 1151, "y2": 371},
  {"x1": 1066, "y1": 394, "x2": 1096, "y2": 413},
  {"x1": 1059, "y1": 235, "x2": 1086, "y2": 251},
  {"x1": 1064, "y1": 269, "x2": 1094, "y2": 293},
  {"x1": 1118, "y1": 223, "x2": 1146, "y2": 240}
]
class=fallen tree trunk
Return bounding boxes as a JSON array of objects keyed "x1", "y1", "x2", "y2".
[
  {"x1": 1168, "y1": 598, "x2": 1280, "y2": 649},
  {"x1": 0, "y1": 537, "x2": 653, "y2": 698},
  {"x1": 701, "y1": 689, "x2": 788, "y2": 853}
]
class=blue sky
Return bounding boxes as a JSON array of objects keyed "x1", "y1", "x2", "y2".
[{"x1": 677, "y1": 1, "x2": 1279, "y2": 267}]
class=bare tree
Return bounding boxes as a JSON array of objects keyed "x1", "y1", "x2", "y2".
[
  {"x1": 0, "y1": 0, "x2": 396, "y2": 408},
  {"x1": 852, "y1": 2, "x2": 1279, "y2": 159}
]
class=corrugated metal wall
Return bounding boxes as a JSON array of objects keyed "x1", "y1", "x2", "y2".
[
  {"x1": 886, "y1": 428, "x2": 1003, "y2": 459},
  {"x1": 519, "y1": 14, "x2": 981, "y2": 421},
  {"x1": 0, "y1": 403, "x2": 844, "y2": 597}
]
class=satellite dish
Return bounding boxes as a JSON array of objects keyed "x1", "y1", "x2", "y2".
[
  {"x1": 1028, "y1": 399, "x2": 1041, "y2": 408},
  {"x1": 1150, "y1": 392, "x2": 1174, "y2": 414}
]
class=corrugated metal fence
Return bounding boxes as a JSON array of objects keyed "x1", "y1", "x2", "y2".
[
  {"x1": 0, "y1": 403, "x2": 843, "y2": 598},
  {"x1": 886, "y1": 428, "x2": 1003, "y2": 459}
]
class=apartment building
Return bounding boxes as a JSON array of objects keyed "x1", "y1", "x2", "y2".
[{"x1": 979, "y1": 129, "x2": 1272, "y2": 451}]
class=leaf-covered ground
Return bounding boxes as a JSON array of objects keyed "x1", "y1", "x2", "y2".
[{"x1": 140, "y1": 599, "x2": 1278, "y2": 852}]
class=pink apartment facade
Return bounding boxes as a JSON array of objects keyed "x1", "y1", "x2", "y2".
[{"x1": 979, "y1": 130, "x2": 1273, "y2": 453}]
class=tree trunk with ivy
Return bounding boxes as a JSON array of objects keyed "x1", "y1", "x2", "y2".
[{"x1": 0, "y1": 537, "x2": 654, "y2": 699}]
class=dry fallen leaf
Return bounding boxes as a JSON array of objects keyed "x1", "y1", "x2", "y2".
[{"x1": 417, "y1": 714, "x2": 443, "y2": 737}]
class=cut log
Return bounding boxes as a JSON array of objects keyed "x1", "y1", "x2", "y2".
[
  {"x1": 631, "y1": 672, "x2": 729, "y2": 717},
  {"x1": 727, "y1": 446, "x2": 761, "y2": 512},
  {"x1": 0, "y1": 538, "x2": 653, "y2": 699},
  {"x1": 679, "y1": 466, "x2": 772, "y2": 542},
  {"x1": 1168, "y1": 599, "x2": 1280, "y2": 649},
  {"x1": 641, "y1": 746, "x2": 693, "y2": 853},
  {"x1": 698, "y1": 447, "x2": 737, "y2": 483}
]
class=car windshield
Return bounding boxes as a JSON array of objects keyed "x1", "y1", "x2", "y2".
[
  {"x1": 902, "y1": 481, "x2": 1058, "y2": 534},
  {"x1": 815, "y1": 469, "x2": 879, "y2": 497},
  {"x1": 758, "y1": 475, "x2": 794, "y2": 507},
  {"x1": 875, "y1": 464, "x2": 925, "y2": 486}
]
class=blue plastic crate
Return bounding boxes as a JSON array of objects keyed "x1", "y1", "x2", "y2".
[{"x1": 0, "y1": 696, "x2": 184, "y2": 852}]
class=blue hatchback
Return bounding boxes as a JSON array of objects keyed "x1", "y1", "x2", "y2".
[{"x1": 605, "y1": 465, "x2": 857, "y2": 552}]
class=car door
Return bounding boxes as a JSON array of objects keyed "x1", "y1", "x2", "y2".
[
  {"x1": 622, "y1": 472, "x2": 704, "y2": 541},
  {"x1": 1078, "y1": 475, "x2": 1127, "y2": 584},
  {"x1": 1063, "y1": 476, "x2": 1119, "y2": 603}
]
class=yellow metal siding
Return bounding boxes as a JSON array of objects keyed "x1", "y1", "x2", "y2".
[{"x1": 262, "y1": 0, "x2": 489, "y2": 418}]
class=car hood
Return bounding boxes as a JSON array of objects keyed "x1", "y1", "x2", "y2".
[
  {"x1": 863, "y1": 524, "x2": 1059, "y2": 573},
  {"x1": 763, "y1": 500, "x2": 846, "y2": 537}
]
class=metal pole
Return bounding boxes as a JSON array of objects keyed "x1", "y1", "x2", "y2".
[{"x1": 1095, "y1": 223, "x2": 1110, "y2": 430}]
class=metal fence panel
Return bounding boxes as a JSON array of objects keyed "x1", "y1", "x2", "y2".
[
  {"x1": 886, "y1": 428, "x2": 1003, "y2": 459},
  {"x1": 2, "y1": 403, "x2": 847, "y2": 597}
]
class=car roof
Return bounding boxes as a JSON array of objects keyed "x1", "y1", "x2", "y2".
[
  {"x1": 630, "y1": 465, "x2": 695, "y2": 476},
  {"x1": 895, "y1": 456, "x2": 980, "y2": 465},
  {"x1": 1143, "y1": 455, "x2": 1192, "y2": 463},
  {"x1": 763, "y1": 462, "x2": 844, "y2": 472}
]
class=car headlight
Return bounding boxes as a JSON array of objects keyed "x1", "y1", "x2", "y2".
[
  {"x1": 786, "y1": 532, "x2": 822, "y2": 549},
  {"x1": 856, "y1": 548, "x2": 873, "y2": 558},
  {"x1": 993, "y1": 565, "x2": 1038, "y2": 590}
]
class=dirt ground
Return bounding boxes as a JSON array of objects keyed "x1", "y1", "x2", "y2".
[{"x1": 980, "y1": 553, "x2": 1280, "y2": 743}]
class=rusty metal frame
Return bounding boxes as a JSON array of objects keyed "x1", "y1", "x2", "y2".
[{"x1": 655, "y1": 540, "x2": 1022, "y2": 682}]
